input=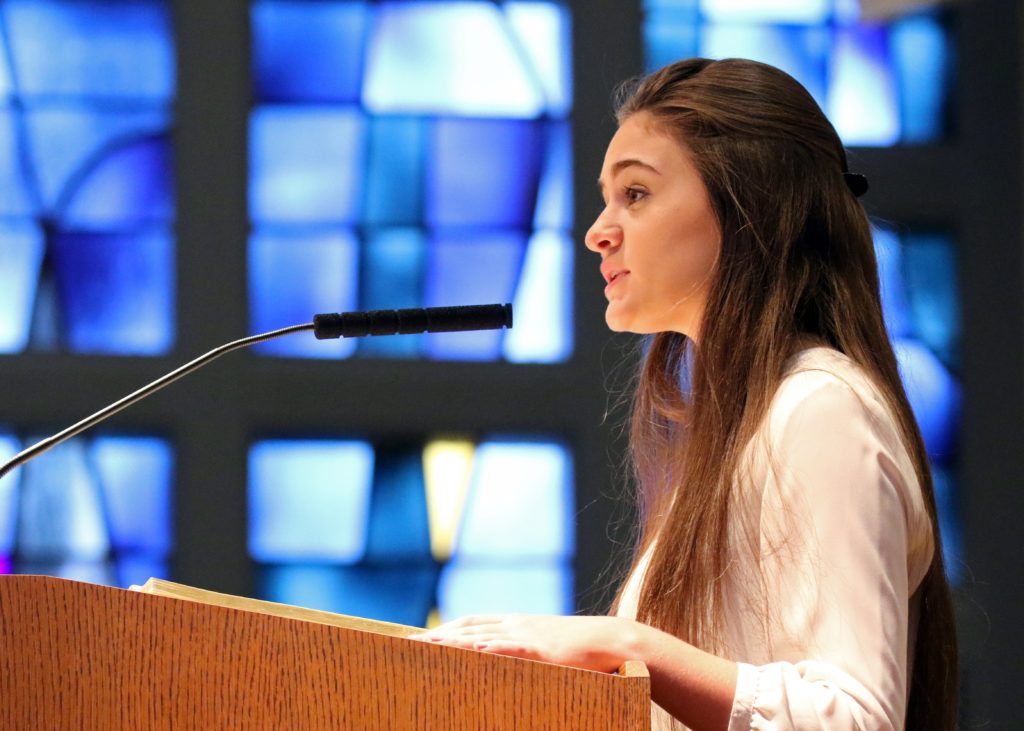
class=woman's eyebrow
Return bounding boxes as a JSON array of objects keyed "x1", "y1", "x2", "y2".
[{"x1": 597, "y1": 158, "x2": 663, "y2": 192}]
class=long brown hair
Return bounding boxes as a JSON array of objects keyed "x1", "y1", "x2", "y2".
[{"x1": 613, "y1": 59, "x2": 958, "y2": 729}]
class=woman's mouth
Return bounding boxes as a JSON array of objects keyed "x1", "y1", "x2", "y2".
[{"x1": 604, "y1": 270, "x2": 629, "y2": 294}]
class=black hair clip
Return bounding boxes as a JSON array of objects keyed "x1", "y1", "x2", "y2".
[{"x1": 843, "y1": 171, "x2": 869, "y2": 198}]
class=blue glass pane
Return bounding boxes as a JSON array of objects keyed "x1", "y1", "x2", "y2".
[
  {"x1": 28, "y1": 271, "x2": 59, "y2": 351},
  {"x1": 357, "y1": 228, "x2": 426, "y2": 358},
  {"x1": 834, "y1": 0, "x2": 860, "y2": 22},
  {"x1": 504, "y1": 2, "x2": 572, "y2": 116},
  {"x1": 92, "y1": 437, "x2": 173, "y2": 554},
  {"x1": 360, "y1": 229, "x2": 426, "y2": 312},
  {"x1": 0, "y1": 28, "x2": 13, "y2": 100},
  {"x1": 249, "y1": 440, "x2": 374, "y2": 562},
  {"x1": 258, "y1": 563, "x2": 438, "y2": 626},
  {"x1": 456, "y1": 442, "x2": 573, "y2": 558},
  {"x1": 932, "y1": 465, "x2": 963, "y2": 586},
  {"x1": 363, "y1": 116, "x2": 426, "y2": 226},
  {"x1": 438, "y1": 560, "x2": 572, "y2": 619},
  {"x1": 0, "y1": 220, "x2": 45, "y2": 353},
  {"x1": 644, "y1": 9, "x2": 700, "y2": 73},
  {"x1": 249, "y1": 227, "x2": 359, "y2": 358},
  {"x1": 17, "y1": 439, "x2": 109, "y2": 560},
  {"x1": 25, "y1": 107, "x2": 169, "y2": 214},
  {"x1": 699, "y1": 25, "x2": 829, "y2": 108},
  {"x1": 893, "y1": 338, "x2": 960, "y2": 461},
  {"x1": 5, "y1": 0, "x2": 174, "y2": 100},
  {"x1": 644, "y1": 0, "x2": 699, "y2": 10},
  {"x1": 252, "y1": 0, "x2": 369, "y2": 103},
  {"x1": 699, "y1": 0, "x2": 831, "y2": 23},
  {"x1": 829, "y1": 26, "x2": 900, "y2": 146},
  {"x1": 503, "y1": 230, "x2": 573, "y2": 363},
  {"x1": 890, "y1": 14, "x2": 949, "y2": 143},
  {"x1": 0, "y1": 109, "x2": 37, "y2": 216},
  {"x1": 873, "y1": 227, "x2": 912, "y2": 338},
  {"x1": 424, "y1": 230, "x2": 526, "y2": 360},
  {"x1": 534, "y1": 121, "x2": 573, "y2": 230},
  {"x1": 903, "y1": 233, "x2": 959, "y2": 367},
  {"x1": 249, "y1": 106, "x2": 366, "y2": 224},
  {"x1": 363, "y1": 3, "x2": 544, "y2": 117},
  {"x1": 117, "y1": 554, "x2": 169, "y2": 588},
  {"x1": 0, "y1": 435, "x2": 20, "y2": 555},
  {"x1": 60, "y1": 133, "x2": 174, "y2": 228},
  {"x1": 52, "y1": 228, "x2": 174, "y2": 355},
  {"x1": 427, "y1": 118, "x2": 544, "y2": 228},
  {"x1": 18, "y1": 558, "x2": 115, "y2": 585},
  {"x1": 363, "y1": 448, "x2": 431, "y2": 562}
]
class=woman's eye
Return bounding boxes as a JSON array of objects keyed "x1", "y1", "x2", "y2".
[{"x1": 624, "y1": 187, "x2": 647, "y2": 205}]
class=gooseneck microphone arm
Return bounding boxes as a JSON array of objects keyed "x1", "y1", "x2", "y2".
[
  {"x1": 0, "y1": 322, "x2": 314, "y2": 481},
  {"x1": 0, "y1": 304, "x2": 512, "y2": 481}
]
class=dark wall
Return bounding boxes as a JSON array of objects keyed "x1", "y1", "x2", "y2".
[{"x1": 951, "y1": 1, "x2": 1024, "y2": 726}]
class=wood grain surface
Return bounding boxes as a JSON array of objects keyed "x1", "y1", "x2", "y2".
[{"x1": 0, "y1": 575, "x2": 651, "y2": 730}]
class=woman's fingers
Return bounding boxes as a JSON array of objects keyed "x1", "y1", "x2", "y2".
[
  {"x1": 408, "y1": 622, "x2": 510, "y2": 645},
  {"x1": 474, "y1": 640, "x2": 540, "y2": 661},
  {"x1": 408, "y1": 615, "x2": 633, "y2": 672},
  {"x1": 408, "y1": 629, "x2": 507, "y2": 650},
  {"x1": 435, "y1": 614, "x2": 505, "y2": 631},
  {"x1": 408, "y1": 614, "x2": 513, "y2": 642}
]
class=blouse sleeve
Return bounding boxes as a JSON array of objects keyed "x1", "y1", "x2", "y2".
[{"x1": 727, "y1": 373, "x2": 933, "y2": 731}]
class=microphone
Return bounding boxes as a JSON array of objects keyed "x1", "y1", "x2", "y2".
[
  {"x1": 313, "y1": 303, "x2": 513, "y2": 339},
  {"x1": 0, "y1": 303, "x2": 513, "y2": 480}
]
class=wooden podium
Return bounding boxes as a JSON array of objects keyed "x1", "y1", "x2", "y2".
[{"x1": 0, "y1": 575, "x2": 651, "y2": 729}]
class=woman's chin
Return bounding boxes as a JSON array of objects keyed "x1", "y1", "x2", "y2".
[
  {"x1": 605, "y1": 303, "x2": 683, "y2": 336},
  {"x1": 605, "y1": 304, "x2": 646, "y2": 334},
  {"x1": 604, "y1": 304, "x2": 630, "y2": 332}
]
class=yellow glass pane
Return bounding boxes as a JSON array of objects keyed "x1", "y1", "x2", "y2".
[
  {"x1": 423, "y1": 438, "x2": 475, "y2": 561},
  {"x1": 425, "y1": 607, "x2": 442, "y2": 630}
]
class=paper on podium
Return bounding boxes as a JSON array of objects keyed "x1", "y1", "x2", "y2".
[{"x1": 134, "y1": 577, "x2": 423, "y2": 638}]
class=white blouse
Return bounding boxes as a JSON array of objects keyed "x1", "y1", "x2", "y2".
[{"x1": 616, "y1": 348, "x2": 934, "y2": 731}]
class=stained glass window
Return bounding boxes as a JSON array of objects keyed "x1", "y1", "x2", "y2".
[
  {"x1": 249, "y1": 437, "x2": 574, "y2": 626},
  {"x1": 0, "y1": 0, "x2": 176, "y2": 355},
  {"x1": 0, "y1": 433, "x2": 174, "y2": 587},
  {"x1": 249, "y1": 1, "x2": 573, "y2": 361},
  {"x1": 874, "y1": 228, "x2": 963, "y2": 584},
  {"x1": 642, "y1": 0, "x2": 951, "y2": 145}
]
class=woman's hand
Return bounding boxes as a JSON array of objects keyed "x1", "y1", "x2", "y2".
[
  {"x1": 410, "y1": 614, "x2": 738, "y2": 730},
  {"x1": 407, "y1": 614, "x2": 642, "y2": 673}
]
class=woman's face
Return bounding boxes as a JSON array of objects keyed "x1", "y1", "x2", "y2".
[{"x1": 586, "y1": 111, "x2": 721, "y2": 339}]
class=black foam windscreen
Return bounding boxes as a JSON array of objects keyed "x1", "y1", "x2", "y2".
[{"x1": 313, "y1": 304, "x2": 513, "y2": 339}]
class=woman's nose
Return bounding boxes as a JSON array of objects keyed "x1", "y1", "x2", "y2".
[{"x1": 584, "y1": 212, "x2": 622, "y2": 254}]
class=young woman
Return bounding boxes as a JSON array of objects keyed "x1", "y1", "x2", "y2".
[{"x1": 409, "y1": 58, "x2": 959, "y2": 731}]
